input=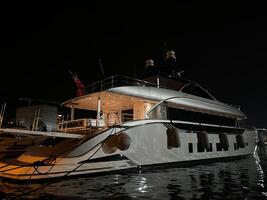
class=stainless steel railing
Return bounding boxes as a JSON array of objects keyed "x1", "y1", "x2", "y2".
[{"x1": 85, "y1": 75, "x2": 157, "y2": 94}]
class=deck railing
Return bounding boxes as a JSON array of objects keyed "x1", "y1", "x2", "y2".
[
  {"x1": 85, "y1": 75, "x2": 157, "y2": 94},
  {"x1": 57, "y1": 118, "x2": 105, "y2": 133}
]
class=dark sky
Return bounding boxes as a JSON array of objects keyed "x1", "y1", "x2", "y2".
[{"x1": 0, "y1": 1, "x2": 266, "y2": 127}]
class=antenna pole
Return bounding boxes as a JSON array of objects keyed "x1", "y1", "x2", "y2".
[
  {"x1": 98, "y1": 59, "x2": 105, "y2": 77},
  {"x1": 68, "y1": 70, "x2": 73, "y2": 77},
  {"x1": 0, "y1": 103, "x2": 6, "y2": 128}
]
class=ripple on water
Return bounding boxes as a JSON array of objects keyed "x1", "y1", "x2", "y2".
[{"x1": 1, "y1": 153, "x2": 267, "y2": 199}]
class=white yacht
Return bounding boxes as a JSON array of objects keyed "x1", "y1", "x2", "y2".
[{"x1": 0, "y1": 51, "x2": 257, "y2": 181}]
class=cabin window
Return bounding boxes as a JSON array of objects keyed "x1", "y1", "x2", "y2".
[
  {"x1": 148, "y1": 103, "x2": 167, "y2": 120},
  {"x1": 216, "y1": 143, "x2": 222, "y2": 151},
  {"x1": 201, "y1": 114, "x2": 236, "y2": 127},
  {"x1": 167, "y1": 107, "x2": 236, "y2": 127},
  {"x1": 121, "y1": 109, "x2": 133, "y2": 122},
  {"x1": 197, "y1": 143, "x2": 205, "y2": 152},
  {"x1": 197, "y1": 132, "x2": 210, "y2": 152},
  {"x1": 219, "y1": 133, "x2": 229, "y2": 151},
  {"x1": 234, "y1": 143, "x2": 237, "y2": 150},
  {"x1": 188, "y1": 143, "x2": 193, "y2": 153},
  {"x1": 74, "y1": 108, "x2": 94, "y2": 119},
  {"x1": 236, "y1": 134, "x2": 246, "y2": 148},
  {"x1": 168, "y1": 107, "x2": 199, "y2": 122},
  {"x1": 167, "y1": 128, "x2": 181, "y2": 149},
  {"x1": 206, "y1": 143, "x2": 212, "y2": 152}
]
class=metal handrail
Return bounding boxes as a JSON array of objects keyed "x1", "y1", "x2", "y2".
[{"x1": 85, "y1": 75, "x2": 157, "y2": 94}]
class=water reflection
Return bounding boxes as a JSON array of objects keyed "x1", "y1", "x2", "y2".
[{"x1": 1, "y1": 152, "x2": 267, "y2": 199}]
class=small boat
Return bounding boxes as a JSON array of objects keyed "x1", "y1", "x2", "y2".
[
  {"x1": 0, "y1": 50, "x2": 257, "y2": 182},
  {"x1": 0, "y1": 131, "x2": 45, "y2": 159},
  {"x1": 0, "y1": 104, "x2": 46, "y2": 160}
]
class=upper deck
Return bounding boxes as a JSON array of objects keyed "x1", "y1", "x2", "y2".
[
  {"x1": 62, "y1": 75, "x2": 245, "y2": 120},
  {"x1": 84, "y1": 75, "x2": 157, "y2": 95},
  {"x1": 84, "y1": 74, "x2": 216, "y2": 100}
]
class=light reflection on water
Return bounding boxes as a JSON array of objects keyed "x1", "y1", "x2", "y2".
[{"x1": 1, "y1": 148, "x2": 267, "y2": 199}]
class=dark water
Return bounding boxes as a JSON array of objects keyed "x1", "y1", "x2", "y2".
[{"x1": 1, "y1": 148, "x2": 267, "y2": 199}]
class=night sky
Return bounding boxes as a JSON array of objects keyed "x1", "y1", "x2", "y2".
[{"x1": 0, "y1": 2, "x2": 266, "y2": 128}]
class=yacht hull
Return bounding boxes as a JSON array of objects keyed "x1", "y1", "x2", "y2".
[{"x1": 0, "y1": 120, "x2": 257, "y2": 182}]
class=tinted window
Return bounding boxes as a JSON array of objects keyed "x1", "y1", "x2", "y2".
[
  {"x1": 122, "y1": 109, "x2": 133, "y2": 122},
  {"x1": 167, "y1": 107, "x2": 236, "y2": 127},
  {"x1": 216, "y1": 143, "x2": 222, "y2": 151},
  {"x1": 206, "y1": 143, "x2": 212, "y2": 152},
  {"x1": 188, "y1": 143, "x2": 193, "y2": 153}
]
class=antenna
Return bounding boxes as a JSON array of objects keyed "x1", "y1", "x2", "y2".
[
  {"x1": 0, "y1": 103, "x2": 6, "y2": 128},
  {"x1": 68, "y1": 70, "x2": 74, "y2": 77},
  {"x1": 162, "y1": 42, "x2": 169, "y2": 60},
  {"x1": 98, "y1": 59, "x2": 105, "y2": 77}
]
